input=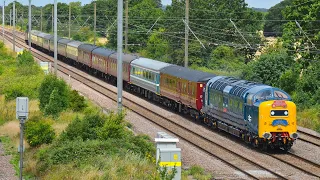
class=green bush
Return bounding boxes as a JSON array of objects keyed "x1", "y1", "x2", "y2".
[
  {"x1": 17, "y1": 50, "x2": 34, "y2": 67},
  {"x1": 25, "y1": 116, "x2": 56, "y2": 147},
  {"x1": 62, "y1": 113, "x2": 105, "y2": 141},
  {"x1": 39, "y1": 75, "x2": 69, "y2": 114},
  {"x1": 44, "y1": 88, "x2": 66, "y2": 117},
  {"x1": 68, "y1": 90, "x2": 87, "y2": 112},
  {"x1": 97, "y1": 112, "x2": 126, "y2": 140},
  {"x1": 4, "y1": 89, "x2": 24, "y2": 101}
]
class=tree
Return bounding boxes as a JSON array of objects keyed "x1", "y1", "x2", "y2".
[
  {"x1": 142, "y1": 28, "x2": 170, "y2": 62},
  {"x1": 209, "y1": 45, "x2": 245, "y2": 72},
  {"x1": 294, "y1": 60, "x2": 320, "y2": 108},
  {"x1": 38, "y1": 75, "x2": 69, "y2": 114},
  {"x1": 263, "y1": 0, "x2": 293, "y2": 37},
  {"x1": 72, "y1": 27, "x2": 95, "y2": 42},
  {"x1": 241, "y1": 48, "x2": 294, "y2": 86},
  {"x1": 108, "y1": 0, "x2": 164, "y2": 52},
  {"x1": 282, "y1": 0, "x2": 320, "y2": 66}
]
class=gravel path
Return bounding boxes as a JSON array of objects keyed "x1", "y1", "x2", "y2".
[{"x1": 0, "y1": 143, "x2": 16, "y2": 180}]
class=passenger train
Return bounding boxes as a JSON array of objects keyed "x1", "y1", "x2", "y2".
[{"x1": 26, "y1": 30, "x2": 299, "y2": 151}]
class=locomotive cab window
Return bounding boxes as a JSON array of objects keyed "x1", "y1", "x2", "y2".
[
  {"x1": 254, "y1": 89, "x2": 272, "y2": 102},
  {"x1": 274, "y1": 90, "x2": 289, "y2": 100}
]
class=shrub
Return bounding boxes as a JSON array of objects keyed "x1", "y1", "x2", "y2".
[
  {"x1": 97, "y1": 112, "x2": 126, "y2": 140},
  {"x1": 62, "y1": 113, "x2": 105, "y2": 141},
  {"x1": 17, "y1": 50, "x2": 34, "y2": 67},
  {"x1": 44, "y1": 88, "x2": 66, "y2": 117},
  {"x1": 25, "y1": 117, "x2": 56, "y2": 147},
  {"x1": 39, "y1": 75, "x2": 69, "y2": 114},
  {"x1": 4, "y1": 88, "x2": 24, "y2": 101},
  {"x1": 68, "y1": 90, "x2": 87, "y2": 112}
]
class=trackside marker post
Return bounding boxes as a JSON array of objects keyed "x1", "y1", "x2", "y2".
[{"x1": 16, "y1": 97, "x2": 29, "y2": 180}]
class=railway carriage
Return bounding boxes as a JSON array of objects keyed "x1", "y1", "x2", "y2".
[
  {"x1": 58, "y1": 38, "x2": 73, "y2": 58},
  {"x1": 49, "y1": 36, "x2": 62, "y2": 53},
  {"x1": 66, "y1": 40, "x2": 84, "y2": 62},
  {"x1": 43, "y1": 34, "x2": 53, "y2": 52},
  {"x1": 109, "y1": 53, "x2": 137, "y2": 82},
  {"x1": 35, "y1": 32, "x2": 50, "y2": 49},
  {"x1": 203, "y1": 76, "x2": 298, "y2": 150},
  {"x1": 160, "y1": 66, "x2": 215, "y2": 117},
  {"x1": 130, "y1": 58, "x2": 172, "y2": 99},
  {"x1": 78, "y1": 44, "x2": 98, "y2": 67},
  {"x1": 28, "y1": 30, "x2": 41, "y2": 47},
  {"x1": 91, "y1": 47, "x2": 115, "y2": 74}
]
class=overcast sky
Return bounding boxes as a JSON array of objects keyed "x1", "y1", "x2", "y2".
[{"x1": 9, "y1": 0, "x2": 283, "y2": 9}]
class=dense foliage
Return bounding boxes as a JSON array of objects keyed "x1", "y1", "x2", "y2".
[
  {"x1": 0, "y1": 45, "x2": 43, "y2": 101},
  {"x1": 25, "y1": 115, "x2": 56, "y2": 147},
  {"x1": 68, "y1": 90, "x2": 87, "y2": 112},
  {"x1": 36, "y1": 112, "x2": 156, "y2": 176},
  {"x1": 38, "y1": 75, "x2": 70, "y2": 116}
]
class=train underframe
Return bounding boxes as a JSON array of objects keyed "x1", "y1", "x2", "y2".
[
  {"x1": 30, "y1": 40, "x2": 293, "y2": 152},
  {"x1": 203, "y1": 114, "x2": 294, "y2": 151}
]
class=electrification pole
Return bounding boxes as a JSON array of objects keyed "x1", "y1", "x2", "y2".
[
  {"x1": 125, "y1": 0, "x2": 128, "y2": 52},
  {"x1": 117, "y1": 0, "x2": 123, "y2": 113},
  {"x1": 13, "y1": 1, "x2": 15, "y2": 52},
  {"x1": 40, "y1": 7, "x2": 42, "y2": 32},
  {"x1": 184, "y1": 0, "x2": 189, "y2": 67},
  {"x1": 28, "y1": 0, "x2": 31, "y2": 50},
  {"x1": 68, "y1": 4, "x2": 71, "y2": 39},
  {"x1": 94, "y1": 1, "x2": 96, "y2": 45},
  {"x1": 54, "y1": 0, "x2": 57, "y2": 75},
  {"x1": 51, "y1": 5, "x2": 53, "y2": 33},
  {"x1": 2, "y1": 0, "x2": 5, "y2": 42},
  {"x1": 9, "y1": 9, "x2": 11, "y2": 26}
]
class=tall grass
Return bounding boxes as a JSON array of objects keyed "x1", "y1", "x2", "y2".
[{"x1": 297, "y1": 106, "x2": 320, "y2": 133}]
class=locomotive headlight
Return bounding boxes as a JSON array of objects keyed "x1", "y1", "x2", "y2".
[
  {"x1": 290, "y1": 132, "x2": 299, "y2": 139},
  {"x1": 262, "y1": 132, "x2": 272, "y2": 139}
]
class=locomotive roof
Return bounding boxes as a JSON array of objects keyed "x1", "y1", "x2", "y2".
[
  {"x1": 131, "y1": 57, "x2": 173, "y2": 71},
  {"x1": 208, "y1": 76, "x2": 270, "y2": 98},
  {"x1": 92, "y1": 47, "x2": 115, "y2": 57},
  {"x1": 58, "y1": 38, "x2": 73, "y2": 45},
  {"x1": 109, "y1": 53, "x2": 138, "y2": 63},
  {"x1": 78, "y1": 44, "x2": 98, "y2": 52},
  {"x1": 160, "y1": 65, "x2": 216, "y2": 82},
  {"x1": 67, "y1": 41, "x2": 84, "y2": 48}
]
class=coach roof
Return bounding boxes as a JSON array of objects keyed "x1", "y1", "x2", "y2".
[
  {"x1": 131, "y1": 57, "x2": 173, "y2": 71},
  {"x1": 109, "y1": 53, "x2": 138, "y2": 63},
  {"x1": 43, "y1": 34, "x2": 53, "y2": 40},
  {"x1": 67, "y1": 40, "x2": 84, "y2": 48},
  {"x1": 37, "y1": 32, "x2": 50, "y2": 38},
  {"x1": 78, "y1": 43, "x2": 98, "y2": 53},
  {"x1": 58, "y1": 38, "x2": 73, "y2": 45},
  {"x1": 92, "y1": 47, "x2": 115, "y2": 57},
  {"x1": 161, "y1": 65, "x2": 216, "y2": 82}
]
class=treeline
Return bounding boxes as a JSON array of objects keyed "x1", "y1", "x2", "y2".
[
  {"x1": 4, "y1": 0, "x2": 264, "y2": 75},
  {"x1": 244, "y1": 0, "x2": 320, "y2": 111}
]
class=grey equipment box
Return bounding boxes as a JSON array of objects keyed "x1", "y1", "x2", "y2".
[{"x1": 16, "y1": 97, "x2": 29, "y2": 120}]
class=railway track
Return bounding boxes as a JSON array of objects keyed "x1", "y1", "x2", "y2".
[
  {"x1": 3, "y1": 29, "x2": 320, "y2": 179},
  {"x1": 297, "y1": 129, "x2": 320, "y2": 147}
]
